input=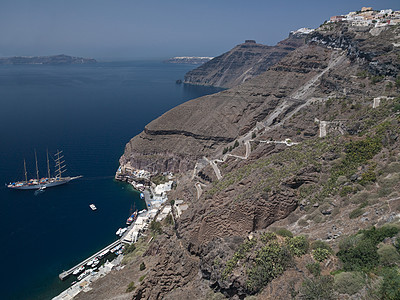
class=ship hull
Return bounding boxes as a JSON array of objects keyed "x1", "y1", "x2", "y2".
[{"x1": 7, "y1": 177, "x2": 73, "y2": 190}]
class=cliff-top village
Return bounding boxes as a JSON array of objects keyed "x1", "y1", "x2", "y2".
[{"x1": 329, "y1": 6, "x2": 400, "y2": 27}]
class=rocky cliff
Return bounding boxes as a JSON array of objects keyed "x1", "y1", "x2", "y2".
[
  {"x1": 84, "y1": 22, "x2": 400, "y2": 300},
  {"x1": 164, "y1": 56, "x2": 213, "y2": 64},
  {"x1": 183, "y1": 34, "x2": 306, "y2": 88},
  {"x1": 0, "y1": 54, "x2": 97, "y2": 65}
]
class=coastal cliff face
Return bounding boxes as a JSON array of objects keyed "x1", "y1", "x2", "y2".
[
  {"x1": 92, "y1": 23, "x2": 400, "y2": 300},
  {"x1": 183, "y1": 35, "x2": 306, "y2": 88},
  {"x1": 120, "y1": 43, "x2": 330, "y2": 173}
]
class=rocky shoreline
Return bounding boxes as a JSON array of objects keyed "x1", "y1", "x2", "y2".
[{"x1": 68, "y1": 16, "x2": 400, "y2": 300}]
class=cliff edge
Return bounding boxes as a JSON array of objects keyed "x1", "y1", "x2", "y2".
[{"x1": 183, "y1": 33, "x2": 306, "y2": 88}]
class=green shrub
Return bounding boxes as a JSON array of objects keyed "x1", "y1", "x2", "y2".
[
  {"x1": 252, "y1": 132, "x2": 256, "y2": 139},
  {"x1": 246, "y1": 242, "x2": 292, "y2": 293},
  {"x1": 356, "y1": 70, "x2": 368, "y2": 78},
  {"x1": 286, "y1": 235, "x2": 309, "y2": 257},
  {"x1": 126, "y1": 281, "x2": 136, "y2": 293},
  {"x1": 337, "y1": 226, "x2": 400, "y2": 272},
  {"x1": 340, "y1": 185, "x2": 353, "y2": 197},
  {"x1": 150, "y1": 220, "x2": 162, "y2": 234},
  {"x1": 379, "y1": 267, "x2": 400, "y2": 300},
  {"x1": 306, "y1": 262, "x2": 321, "y2": 277},
  {"x1": 223, "y1": 238, "x2": 257, "y2": 279},
  {"x1": 139, "y1": 262, "x2": 146, "y2": 271},
  {"x1": 164, "y1": 214, "x2": 173, "y2": 225},
  {"x1": 359, "y1": 169, "x2": 377, "y2": 185},
  {"x1": 313, "y1": 248, "x2": 331, "y2": 262},
  {"x1": 260, "y1": 232, "x2": 277, "y2": 244},
  {"x1": 378, "y1": 245, "x2": 400, "y2": 267},
  {"x1": 371, "y1": 75, "x2": 384, "y2": 84},
  {"x1": 125, "y1": 243, "x2": 136, "y2": 254},
  {"x1": 360, "y1": 225, "x2": 400, "y2": 245},
  {"x1": 337, "y1": 238, "x2": 379, "y2": 271},
  {"x1": 139, "y1": 274, "x2": 146, "y2": 282},
  {"x1": 300, "y1": 275, "x2": 334, "y2": 300},
  {"x1": 344, "y1": 138, "x2": 382, "y2": 165},
  {"x1": 311, "y1": 240, "x2": 333, "y2": 253},
  {"x1": 334, "y1": 272, "x2": 365, "y2": 295},
  {"x1": 349, "y1": 207, "x2": 364, "y2": 219},
  {"x1": 275, "y1": 228, "x2": 293, "y2": 238},
  {"x1": 151, "y1": 174, "x2": 168, "y2": 185}
]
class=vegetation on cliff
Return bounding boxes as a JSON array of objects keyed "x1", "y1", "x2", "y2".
[{"x1": 95, "y1": 21, "x2": 400, "y2": 300}]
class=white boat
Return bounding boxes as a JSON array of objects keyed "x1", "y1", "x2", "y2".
[
  {"x1": 90, "y1": 204, "x2": 97, "y2": 211},
  {"x1": 77, "y1": 269, "x2": 92, "y2": 281},
  {"x1": 110, "y1": 244, "x2": 122, "y2": 253},
  {"x1": 92, "y1": 258, "x2": 100, "y2": 267},
  {"x1": 98, "y1": 249, "x2": 109, "y2": 258},
  {"x1": 86, "y1": 259, "x2": 94, "y2": 267},
  {"x1": 72, "y1": 265, "x2": 85, "y2": 275},
  {"x1": 115, "y1": 227, "x2": 127, "y2": 236}
]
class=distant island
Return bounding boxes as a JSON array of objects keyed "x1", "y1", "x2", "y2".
[
  {"x1": 164, "y1": 56, "x2": 213, "y2": 64},
  {"x1": 0, "y1": 54, "x2": 97, "y2": 65}
]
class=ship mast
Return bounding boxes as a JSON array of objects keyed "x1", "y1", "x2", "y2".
[
  {"x1": 23, "y1": 159, "x2": 27, "y2": 182},
  {"x1": 34, "y1": 150, "x2": 39, "y2": 181},
  {"x1": 54, "y1": 149, "x2": 67, "y2": 178},
  {"x1": 46, "y1": 149, "x2": 51, "y2": 178}
]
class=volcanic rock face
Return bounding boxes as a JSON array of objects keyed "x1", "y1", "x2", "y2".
[
  {"x1": 183, "y1": 34, "x2": 306, "y2": 88},
  {"x1": 308, "y1": 22, "x2": 400, "y2": 77},
  {"x1": 112, "y1": 23, "x2": 400, "y2": 300},
  {"x1": 120, "y1": 44, "x2": 334, "y2": 173}
]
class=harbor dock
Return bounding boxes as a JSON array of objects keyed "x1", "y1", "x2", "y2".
[
  {"x1": 59, "y1": 239, "x2": 121, "y2": 280},
  {"x1": 58, "y1": 190, "x2": 153, "y2": 281}
]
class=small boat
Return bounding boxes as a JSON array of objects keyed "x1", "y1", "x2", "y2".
[
  {"x1": 72, "y1": 265, "x2": 85, "y2": 275},
  {"x1": 110, "y1": 244, "x2": 122, "y2": 253},
  {"x1": 34, "y1": 185, "x2": 46, "y2": 195},
  {"x1": 126, "y1": 210, "x2": 138, "y2": 225},
  {"x1": 77, "y1": 269, "x2": 92, "y2": 281},
  {"x1": 91, "y1": 258, "x2": 100, "y2": 267},
  {"x1": 140, "y1": 192, "x2": 145, "y2": 199},
  {"x1": 89, "y1": 204, "x2": 97, "y2": 211},
  {"x1": 86, "y1": 259, "x2": 94, "y2": 267},
  {"x1": 116, "y1": 228, "x2": 122, "y2": 236},
  {"x1": 98, "y1": 249, "x2": 109, "y2": 258}
]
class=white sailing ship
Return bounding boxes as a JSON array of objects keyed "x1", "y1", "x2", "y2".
[{"x1": 7, "y1": 150, "x2": 82, "y2": 190}]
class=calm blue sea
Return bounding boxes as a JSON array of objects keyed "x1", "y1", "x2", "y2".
[{"x1": 0, "y1": 61, "x2": 221, "y2": 300}]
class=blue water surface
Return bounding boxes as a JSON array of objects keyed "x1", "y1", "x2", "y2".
[{"x1": 0, "y1": 61, "x2": 221, "y2": 300}]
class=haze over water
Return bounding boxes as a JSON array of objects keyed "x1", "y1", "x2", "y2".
[{"x1": 0, "y1": 61, "x2": 222, "y2": 300}]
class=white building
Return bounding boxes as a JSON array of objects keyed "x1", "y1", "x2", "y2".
[
  {"x1": 380, "y1": 9, "x2": 393, "y2": 15},
  {"x1": 352, "y1": 19, "x2": 372, "y2": 27}
]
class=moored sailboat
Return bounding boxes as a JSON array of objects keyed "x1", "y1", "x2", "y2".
[{"x1": 7, "y1": 149, "x2": 82, "y2": 190}]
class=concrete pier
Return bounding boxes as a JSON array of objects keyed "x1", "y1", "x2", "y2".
[
  {"x1": 58, "y1": 187, "x2": 161, "y2": 281},
  {"x1": 59, "y1": 239, "x2": 121, "y2": 280}
]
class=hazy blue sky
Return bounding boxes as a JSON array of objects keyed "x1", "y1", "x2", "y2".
[{"x1": 0, "y1": 0, "x2": 398, "y2": 60}]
